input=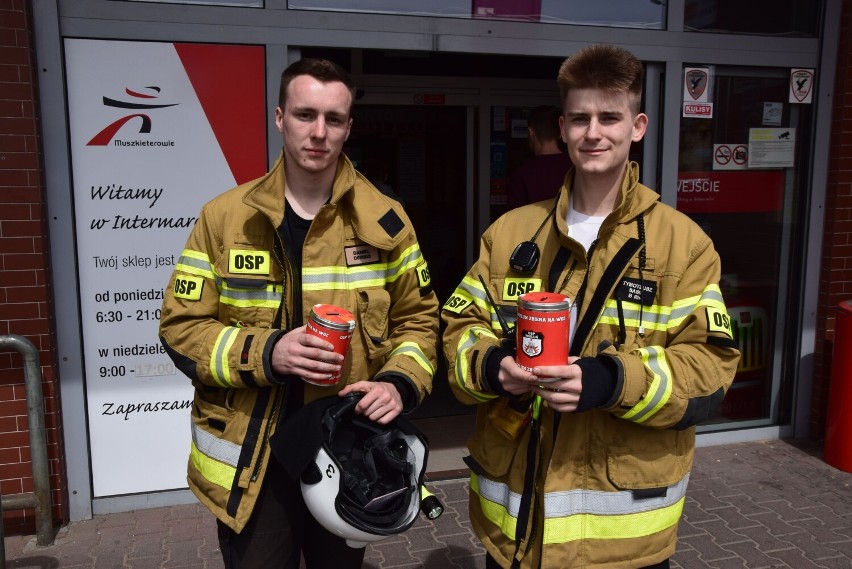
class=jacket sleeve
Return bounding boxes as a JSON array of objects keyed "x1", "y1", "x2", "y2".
[
  {"x1": 600, "y1": 234, "x2": 741, "y2": 430},
  {"x1": 374, "y1": 228, "x2": 440, "y2": 403},
  {"x1": 441, "y1": 225, "x2": 509, "y2": 405},
  {"x1": 158, "y1": 203, "x2": 284, "y2": 389}
]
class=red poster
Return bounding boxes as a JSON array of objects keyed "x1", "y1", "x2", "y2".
[{"x1": 677, "y1": 170, "x2": 785, "y2": 213}]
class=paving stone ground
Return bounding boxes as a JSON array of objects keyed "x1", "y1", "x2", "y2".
[{"x1": 4, "y1": 439, "x2": 852, "y2": 568}]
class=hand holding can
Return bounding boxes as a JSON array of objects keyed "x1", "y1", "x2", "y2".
[{"x1": 304, "y1": 304, "x2": 356, "y2": 386}]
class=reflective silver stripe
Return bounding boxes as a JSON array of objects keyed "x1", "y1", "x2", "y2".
[
  {"x1": 454, "y1": 327, "x2": 497, "y2": 402},
  {"x1": 191, "y1": 421, "x2": 241, "y2": 468},
  {"x1": 390, "y1": 342, "x2": 435, "y2": 375},
  {"x1": 475, "y1": 472, "x2": 689, "y2": 519},
  {"x1": 600, "y1": 303, "x2": 668, "y2": 330},
  {"x1": 220, "y1": 286, "x2": 281, "y2": 305},
  {"x1": 476, "y1": 474, "x2": 524, "y2": 517},
  {"x1": 456, "y1": 277, "x2": 506, "y2": 332},
  {"x1": 545, "y1": 473, "x2": 689, "y2": 517},
  {"x1": 301, "y1": 244, "x2": 425, "y2": 290},
  {"x1": 622, "y1": 346, "x2": 673, "y2": 423}
]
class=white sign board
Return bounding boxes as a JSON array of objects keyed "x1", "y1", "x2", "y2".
[
  {"x1": 64, "y1": 39, "x2": 266, "y2": 496},
  {"x1": 748, "y1": 128, "x2": 796, "y2": 169},
  {"x1": 789, "y1": 68, "x2": 815, "y2": 104},
  {"x1": 683, "y1": 67, "x2": 712, "y2": 103}
]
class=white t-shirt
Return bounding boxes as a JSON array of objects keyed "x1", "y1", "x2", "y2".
[
  {"x1": 566, "y1": 198, "x2": 606, "y2": 341},
  {"x1": 566, "y1": 199, "x2": 606, "y2": 252}
]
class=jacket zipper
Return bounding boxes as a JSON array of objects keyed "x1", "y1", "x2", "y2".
[
  {"x1": 251, "y1": 386, "x2": 284, "y2": 482},
  {"x1": 249, "y1": 227, "x2": 291, "y2": 483}
]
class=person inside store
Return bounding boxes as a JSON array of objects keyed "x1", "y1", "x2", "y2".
[
  {"x1": 506, "y1": 104, "x2": 572, "y2": 209},
  {"x1": 158, "y1": 57, "x2": 439, "y2": 569},
  {"x1": 441, "y1": 44, "x2": 740, "y2": 569}
]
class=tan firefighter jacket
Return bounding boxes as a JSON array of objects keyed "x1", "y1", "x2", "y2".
[
  {"x1": 159, "y1": 152, "x2": 439, "y2": 532},
  {"x1": 441, "y1": 162, "x2": 740, "y2": 568}
]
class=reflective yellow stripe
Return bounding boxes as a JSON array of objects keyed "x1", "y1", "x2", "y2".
[
  {"x1": 543, "y1": 498, "x2": 684, "y2": 543},
  {"x1": 470, "y1": 473, "x2": 518, "y2": 538},
  {"x1": 220, "y1": 283, "x2": 283, "y2": 308},
  {"x1": 454, "y1": 327, "x2": 499, "y2": 402},
  {"x1": 302, "y1": 244, "x2": 425, "y2": 291},
  {"x1": 389, "y1": 341, "x2": 435, "y2": 375},
  {"x1": 621, "y1": 346, "x2": 673, "y2": 423},
  {"x1": 386, "y1": 243, "x2": 426, "y2": 283},
  {"x1": 600, "y1": 284, "x2": 729, "y2": 332},
  {"x1": 177, "y1": 249, "x2": 215, "y2": 280},
  {"x1": 455, "y1": 276, "x2": 509, "y2": 334},
  {"x1": 473, "y1": 472, "x2": 688, "y2": 543},
  {"x1": 599, "y1": 302, "x2": 669, "y2": 331},
  {"x1": 210, "y1": 327, "x2": 239, "y2": 387},
  {"x1": 190, "y1": 440, "x2": 236, "y2": 490}
]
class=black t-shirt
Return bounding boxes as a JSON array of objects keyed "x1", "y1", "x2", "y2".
[{"x1": 280, "y1": 201, "x2": 312, "y2": 327}]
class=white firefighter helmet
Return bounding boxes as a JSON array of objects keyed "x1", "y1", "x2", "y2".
[{"x1": 299, "y1": 393, "x2": 428, "y2": 548}]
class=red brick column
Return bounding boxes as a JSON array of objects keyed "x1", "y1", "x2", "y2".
[
  {"x1": 0, "y1": 0, "x2": 68, "y2": 533},
  {"x1": 815, "y1": 0, "x2": 852, "y2": 439}
]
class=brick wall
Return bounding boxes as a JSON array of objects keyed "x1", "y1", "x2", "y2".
[
  {"x1": 0, "y1": 0, "x2": 68, "y2": 533},
  {"x1": 814, "y1": 0, "x2": 852, "y2": 439}
]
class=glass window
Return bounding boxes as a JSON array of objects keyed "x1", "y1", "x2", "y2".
[
  {"x1": 288, "y1": 0, "x2": 665, "y2": 28},
  {"x1": 676, "y1": 66, "x2": 814, "y2": 427},
  {"x1": 684, "y1": 0, "x2": 822, "y2": 37}
]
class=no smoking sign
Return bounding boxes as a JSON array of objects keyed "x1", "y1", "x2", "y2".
[{"x1": 713, "y1": 143, "x2": 748, "y2": 170}]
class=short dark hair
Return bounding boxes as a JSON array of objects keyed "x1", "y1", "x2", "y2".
[
  {"x1": 557, "y1": 44, "x2": 644, "y2": 115},
  {"x1": 526, "y1": 105, "x2": 562, "y2": 141},
  {"x1": 278, "y1": 58, "x2": 356, "y2": 112}
]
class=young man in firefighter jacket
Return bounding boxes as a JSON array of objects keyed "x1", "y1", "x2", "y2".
[
  {"x1": 159, "y1": 58, "x2": 439, "y2": 569},
  {"x1": 441, "y1": 44, "x2": 740, "y2": 569}
]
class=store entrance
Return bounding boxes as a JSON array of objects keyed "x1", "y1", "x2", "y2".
[{"x1": 345, "y1": 104, "x2": 473, "y2": 419}]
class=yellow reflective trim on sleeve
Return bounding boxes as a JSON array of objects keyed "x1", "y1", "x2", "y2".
[
  {"x1": 620, "y1": 346, "x2": 673, "y2": 423},
  {"x1": 455, "y1": 276, "x2": 511, "y2": 334},
  {"x1": 542, "y1": 497, "x2": 684, "y2": 544},
  {"x1": 389, "y1": 342, "x2": 435, "y2": 375},
  {"x1": 386, "y1": 243, "x2": 424, "y2": 283},
  {"x1": 210, "y1": 327, "x2": 239, "y2": 388},
  {"x1": 177, "y1": 249, "x2": 215, "y2": 280},
  {"x1": 190, "y1": 440, "x2": 236, "y2": 490},
  {"x1": 454, "y1": 327, "x2": 499, "y2": 402}
]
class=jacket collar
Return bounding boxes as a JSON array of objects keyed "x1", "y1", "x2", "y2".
[
  {"x1": 242, "y1": 151, "x2": 409, "y2": 249},
  {"x1": 555, "y1": 161, "x2": 659, "y2": 237}
]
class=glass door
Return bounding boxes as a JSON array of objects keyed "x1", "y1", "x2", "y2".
[{"x1": 676, "y1": 66, "x2": 813, "y2": 428}]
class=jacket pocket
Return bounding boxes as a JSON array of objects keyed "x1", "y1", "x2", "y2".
[
  {"x1": 606, "y1": 444, "x2": 687, "y2": 492},
  {"x1": 219, "y1": 273, "x2": 281, "y2": 329},
  {"x1": 357, "y1": 288, "x2": 393, "y2": 359},
  {"x1": 466, "y1": 400, "x2": 523, "y2": 478}
]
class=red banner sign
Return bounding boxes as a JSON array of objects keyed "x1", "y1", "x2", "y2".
[{"x1": 677, "y1": 170, "x2": 785, "y2": 213}]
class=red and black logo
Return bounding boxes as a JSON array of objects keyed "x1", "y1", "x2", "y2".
[{"x1": 87, "y1": 86, "x2": 178, "y2": 146}]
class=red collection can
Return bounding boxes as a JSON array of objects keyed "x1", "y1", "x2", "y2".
[
  {"x1": 515, "y1": 292, "x2": 571, "y2": 375},
  {"x1": 305, "y1": 304, "x2": 356, "y2": 386}
]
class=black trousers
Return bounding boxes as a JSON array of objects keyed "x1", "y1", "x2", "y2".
[
  {"x1": 485, "y1": 552, "x2": 670, "y2": 569},
  {"x1": 217, "y1": 458, "x2": 366, "y2": 569}
]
